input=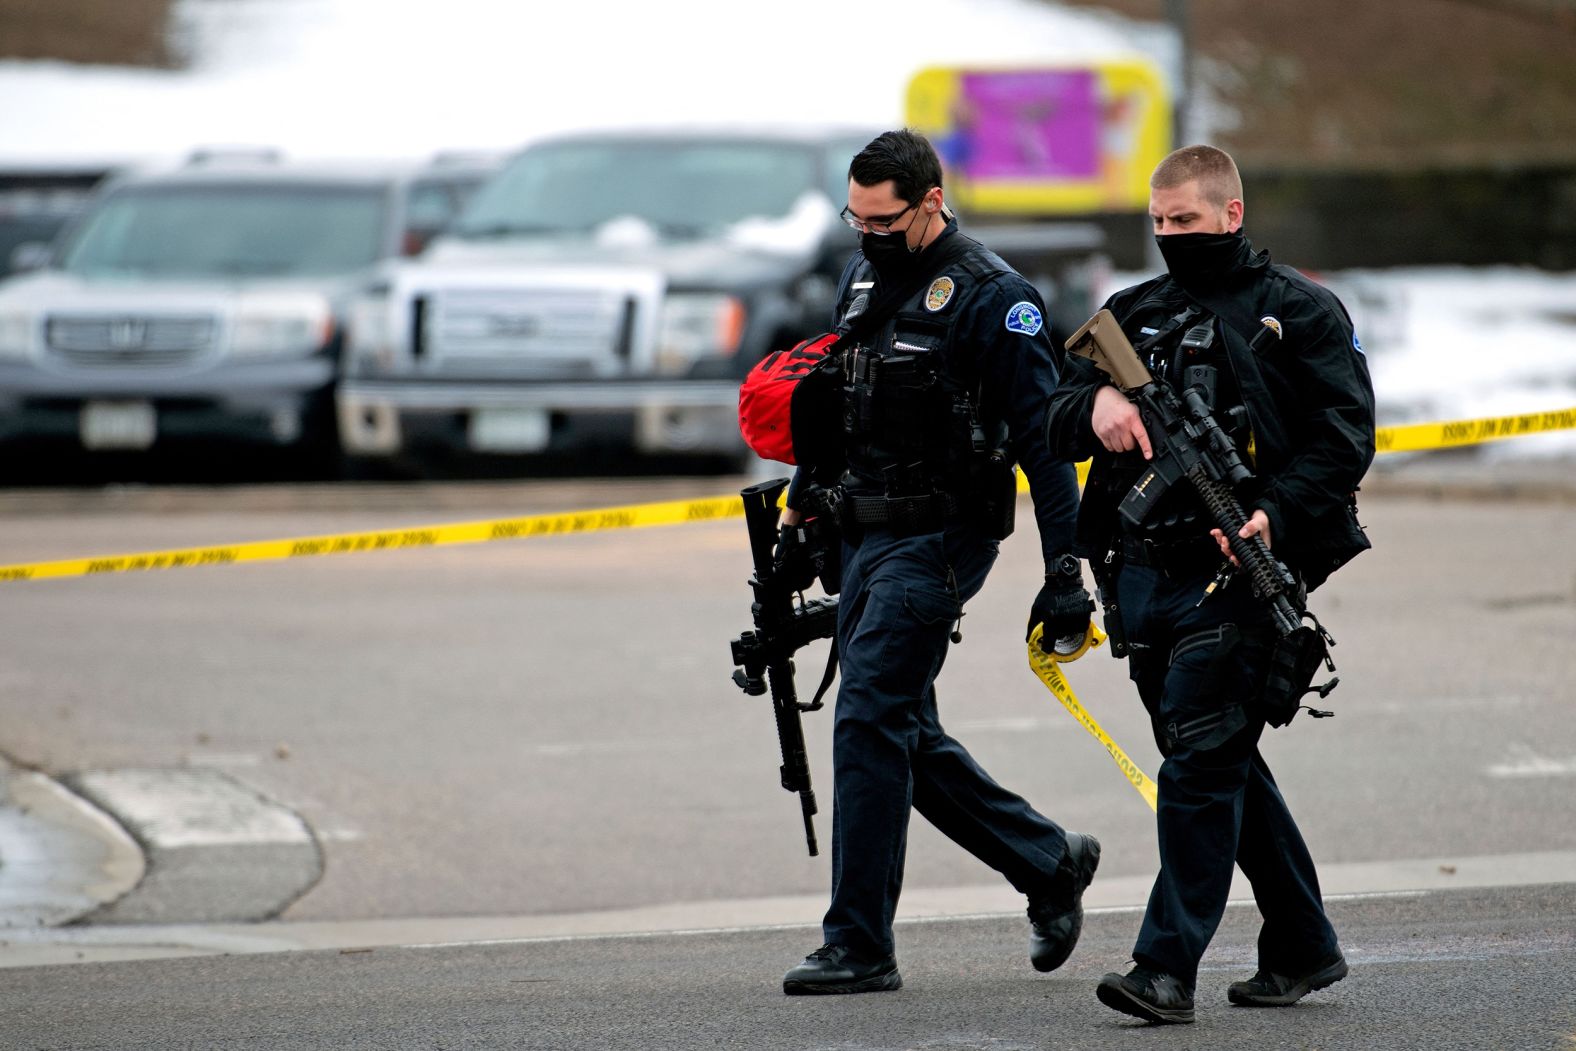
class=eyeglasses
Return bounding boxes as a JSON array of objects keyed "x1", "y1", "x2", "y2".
[{"x1": 839, "y1": 200, "x2": 920, "y2": 236}]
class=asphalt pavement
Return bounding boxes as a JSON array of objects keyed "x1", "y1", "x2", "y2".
[
  {"x1": 0, "y1": 883, "x2": 1571, "y2": 1050},
  {"x1": 0, "y1": 449, "x2": 1571, "y2": 1048}
]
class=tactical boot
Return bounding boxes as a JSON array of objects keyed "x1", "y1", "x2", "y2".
[
  {"x1": 1096, "y1": 965, "x2": 1196, "y2": 1024},
  {"x1": 1227, "y1": 952, "x2": 1348, "y2": 1006},
  {"x1": 782, "y1": 944, "x2": 902, "y2": 995},
  {"x1": 1027, "y1": 831, "x2": 1101, "y2": 972}
]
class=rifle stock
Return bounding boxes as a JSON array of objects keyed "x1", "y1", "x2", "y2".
[{"x1": 1065, "y1": 308, "x2": 1157, "y2": 392}]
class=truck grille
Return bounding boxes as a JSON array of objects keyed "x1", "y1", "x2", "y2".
[
  {"x1": 46, "y1": 315, "x2": 216, "y2": 367},
  {"x1": 421, "y1": 289, "x2": 634, "y2": 377}
]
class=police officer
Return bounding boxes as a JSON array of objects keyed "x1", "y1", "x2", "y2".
[
  {"x1": 777, "y1": 130, "x2": 1100, "y2": 995},
  {"x1": 1044, "y1": 145, "x2": 1375, "y2": 1023}
]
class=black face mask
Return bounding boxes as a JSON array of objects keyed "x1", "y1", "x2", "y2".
[
  {"x1": 1155, "y1": 230, "x2": 1250, "y2": 288},
  {"x1": 860, "y1": 229, "x2": 919, "y2": 277}
]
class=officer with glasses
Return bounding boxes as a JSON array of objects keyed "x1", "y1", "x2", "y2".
[{"x1": 776, "y1": 129, "x2": 1100, "y2": 995}]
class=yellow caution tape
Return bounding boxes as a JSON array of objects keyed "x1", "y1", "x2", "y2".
[
  {"x1": 1016, "y1": 459, "x2": 1089, "y2": 493},
  {"x1": 1374, "y1": 406, "x2": 1576, "y2": 454},
  {"x1": 0, "y1": 493, "x2": 744, "y2": 583},
  {"x1": 4, "y1": 405, "x2": 1572, "y2": 584},
  {"x1": 1027, "y1": 623, "x2": 1158, "y2": 812}
]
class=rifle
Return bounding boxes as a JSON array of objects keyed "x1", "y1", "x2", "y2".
[
  {"x1": 729, "y1": 478, "x2": 839, "y2": 855},
  {"x1": 1065, "y1": 310, "x2": 1338, "y2": 724}
]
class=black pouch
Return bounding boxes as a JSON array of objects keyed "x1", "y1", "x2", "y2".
[
  {"x1": 806, "y1": 514, "x2": 843, "y2": 597},
  {"x1": 976, "y1": 450, "x2": 1017, "y2": 541},
  {"x1": 1260, "y1": 615, "x2": 1338, "y2": 727},
  {"x1": 1092, "y1": 561, "x2": 1129, "y2": 659}
]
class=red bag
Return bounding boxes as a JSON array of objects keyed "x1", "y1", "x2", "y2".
[{"x1": 737, "y1": 332, "x2": 840, "y2": 463}]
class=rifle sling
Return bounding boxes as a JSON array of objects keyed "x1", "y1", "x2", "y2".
[
  {"x1": 1173, "y1": 281, "x2": 1279, "y2": 355},
  {"x1": 806, "y1": 640, "x2": 837, "y2": 712}
]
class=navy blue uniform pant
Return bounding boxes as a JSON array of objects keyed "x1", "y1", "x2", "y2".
[
  {"x1": 1117, "y1": 562, "x2": 1340, "y2": 988},
  {"x1": 823, "y1": 524, "x2": 1071, "y2": 958}
]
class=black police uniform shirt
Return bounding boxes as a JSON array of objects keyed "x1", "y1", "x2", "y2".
[
  {"x1": 818, "y1": 218, "x2": 1079, "y2": 564},
  {"x1": 1043, "y1": 234, "x2": 1375, "y2": 589}
]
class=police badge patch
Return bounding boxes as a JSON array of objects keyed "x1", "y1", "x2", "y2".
[
  {"x1": 924, "y1": 276, "x2": 955, "y2": 312},
  {"x1": 1005, "y1": 301, "x2": 1043, "y2": 336}
]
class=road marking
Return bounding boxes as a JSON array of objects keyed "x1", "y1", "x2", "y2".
[
  {"x1": 1487, "y1": 747, "x2": 1576, "y2": 778},
  {"x1": 1363, "y1": 694, "x2": 1535, "y2": 716}
]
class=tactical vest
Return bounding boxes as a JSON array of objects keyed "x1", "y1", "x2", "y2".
[
  {"x1": 835, "y1": 243, "x2": 1013, "y2": 497},
  {"x1": 1122, "y1": 304, "x2": 1254, "y2": 542}
]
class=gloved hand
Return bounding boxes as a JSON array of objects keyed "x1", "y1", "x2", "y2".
[
  {"x1": 1027, "y1": 575, "x2": 1096, "y2": 658},
  {"x1": 772, "y1": 521, "x2": 821, "y2": 593}
]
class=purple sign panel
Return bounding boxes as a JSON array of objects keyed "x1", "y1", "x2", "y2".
[{"x1": 953, "y1": 70, "x2": 1100, "y2": 182}]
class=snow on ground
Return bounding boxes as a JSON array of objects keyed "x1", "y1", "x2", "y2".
[
  {"x1": 1100, "y1": 265, "x2": 1576, "y2": 461},
  {"x1": 1331, "y1": 267, "x2": 1576, "y2": 460}
]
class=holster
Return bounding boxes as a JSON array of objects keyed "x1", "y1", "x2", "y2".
[
  {"x1": 975, "y1": 450, "x2": 1017, "y2": 541},
  {"x1": 1260, "y1": 620, "x2": 1336, "y2": 727},
  {"x1": 1091, "y1": 554, "x2": 1129, "y2": 658}
]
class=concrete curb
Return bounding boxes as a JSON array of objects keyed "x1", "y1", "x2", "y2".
[
  {"x1": 0, "y1": 756, "x2": 143, "y2": 928},
  {"x1": 0, "y1": 849, "x2": 1572, "y2": 970},
  {"x1": 64, "y1": 768, "x2": 323, "y2": 924}
]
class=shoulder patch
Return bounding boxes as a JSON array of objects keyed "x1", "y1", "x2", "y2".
[
  {"x1": 1259, "y1": 315, "x2": 1283, "y2": 339},
  {"x1": 1005, "y1": 301, "x2": 1044, "y2": 337},
  {"x1": 924, "y1": 276, "x2": 955, "y2": 312},
  {"x1": 1353, "y1": 333, "x2": 1365, "y2": 355}
]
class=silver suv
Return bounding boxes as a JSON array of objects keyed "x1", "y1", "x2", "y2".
[{"x1": 0, "y1": 156, "x2": 494, "y2": 461}]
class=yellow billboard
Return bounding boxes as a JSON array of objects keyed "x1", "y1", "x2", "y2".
[{"x1": 906, "y1": 60, "x2": 1170, "y2": 215}]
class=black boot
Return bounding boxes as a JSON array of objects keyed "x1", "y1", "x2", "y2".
[
  {"x1": 783, "y1": 944, "x2": 902, "y2": 995},
  {"x1": 1096, "y1": 964, "x2": 1195, "y2": 1024},
  {"x1": 1027, "y1": 831, "x2": 1101, "y2": 972},
  {"x1": 1228, "y1": 952, "x2": 1348, "y2": 1006}
]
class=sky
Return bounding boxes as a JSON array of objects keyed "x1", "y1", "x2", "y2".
[{"x1": 0, "y1": 0, "x2": 1173, "y2": 164}]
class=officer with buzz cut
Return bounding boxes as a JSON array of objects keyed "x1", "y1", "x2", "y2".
[
  {"x1": 774, "y1": 129, "x2": 1101, "y2": 995},
  {"x1": 1045, "y1": 144, "x2": 1374, "y2": 1024}
]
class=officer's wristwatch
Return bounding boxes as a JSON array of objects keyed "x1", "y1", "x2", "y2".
[{"x1": 1047, "y1": 552, "x2": 1081, "y2": 583}]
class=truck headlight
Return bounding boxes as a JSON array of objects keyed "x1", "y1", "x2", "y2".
[
  {"x1": 231, "y1": 294, "x2": 334, "y2": 358},
  {"x1": 655, "y1": 293, "x2": 745, "y2": 375},
  {"x1": 0, "y1": 309, "x2": 32, "y2": 359},
  {"x1": 345, "y1": 290, "x2": 396, "y2": 370}
]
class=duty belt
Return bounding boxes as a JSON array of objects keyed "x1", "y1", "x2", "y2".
[
  {"x1": 844, "y1": 491, "x2": 961, "y2": 537},
  {"x1": 1119, "y1": 533, "x2": 1221, "y2": 576}
]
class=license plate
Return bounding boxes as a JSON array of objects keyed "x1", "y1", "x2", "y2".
[
  {"x1": 80, "y1": 401, "x2": 156, "y2": 450},
  {"x1": 468, "y1": 408, "x2": 550, "y2": 452}
]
